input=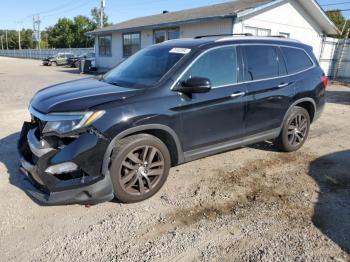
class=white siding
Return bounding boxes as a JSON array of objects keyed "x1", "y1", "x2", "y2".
[
  {"x1": 96, "y1": 33, "x2": 123, "y2": 69},
  {"x1": 180, "y1": 19, "x2": 232, "y2": 38},
  {"x1": 95, "y1": 19, "x2": 233, "y2": 69},
  {"x1": 234, "y1": 1, "x2": 324, "y2": 59},
  {"x1": 95, "y1": 1, "x2": 328, "y2": 71}
]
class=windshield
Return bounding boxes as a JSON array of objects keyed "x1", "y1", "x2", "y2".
[{"x1": 103, "y1": 46, "x2": 189, "y2": 89}]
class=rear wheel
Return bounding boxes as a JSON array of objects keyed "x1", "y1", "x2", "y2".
[
  {"x1": 276, "y1": 106, "x2": 310, "y2": 152},
  {"x1": 51, "y1": 61, "x2": 57, "y2": 66},
  {"x1": 109, "y1": 134, "x2": 171, "y2": 203}
]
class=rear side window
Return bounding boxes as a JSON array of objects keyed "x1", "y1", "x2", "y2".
[
  {"x1": 188, "y1": 46, "x2": 237, "y2": 87},
  {"x1": 281, "y1": 47, "x2": 314, "y2": 74},
  {"x1": 243, "y1": 45, "x2": 279, "y2": 81}
]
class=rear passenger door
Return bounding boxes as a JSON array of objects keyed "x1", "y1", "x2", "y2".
[{"x1": 240, "y1": 45, "x2": 293, "y2": 136}]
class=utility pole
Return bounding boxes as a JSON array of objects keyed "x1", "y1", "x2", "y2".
[
  {"x1": 5, "y1": 30, "x2": 9, "y2": 50},
  {"x1": 100, "y1": 0, "x2": 105, "y2": 28},
  {"x1": 18, "y1": 31, "x2": 21, "y2": 49},
  {"x1": 17, "y1": 21, "x2": 22, "y2": 50},
  {"x1": 0, "y1": 35, "x2": 4, "y2": 50},
  {"x1": 33, "y1": 15, "x2": 41, "y2": 49}
]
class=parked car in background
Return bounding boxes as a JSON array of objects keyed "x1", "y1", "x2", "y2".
[
  {"x1": 68, "y1": 52, "x2": 95, "y2": 68},
  {"x1": 19, "y1": 35, "x2": 327, "y2": 205},
  {"x1": 42, "y1": 53, "x2": 74, "y2": 66}
]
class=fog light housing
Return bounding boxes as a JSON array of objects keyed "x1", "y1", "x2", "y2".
[{"x1": 45, "y1": 162, "x2": 78, "y2": 175}]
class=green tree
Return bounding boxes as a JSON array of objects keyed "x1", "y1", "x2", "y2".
[
  {"x1": 326, "y1": 10, "x2": 348, "y2": 37},
  {"x1": 72, "y1": 15, "x2": 95, "y2": 47},
  {"x1": 47, "y1": 18, "x2": 75, "y2": 48},
  {"x1": 21, "y1": 29, "x2": 34, "y2": 49},
  {"x1": 41, "y1": 31, "x2": 49, "y2": 49},
  {"x1": 6, "y1": 30, "x2": 18, "y2": 49}
]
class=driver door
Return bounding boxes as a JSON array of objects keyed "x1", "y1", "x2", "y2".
[{"x1": 177, "y1": 46, "x2": 246, "y2": 153}]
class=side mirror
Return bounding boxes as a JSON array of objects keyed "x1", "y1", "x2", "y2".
[{"x1": 173, "y1": 77, "x2": 212, "y2": 94}]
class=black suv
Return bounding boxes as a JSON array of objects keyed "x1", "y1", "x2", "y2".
[{"x1": 18, "y1": 35, "x2": 327, "y2": 205}]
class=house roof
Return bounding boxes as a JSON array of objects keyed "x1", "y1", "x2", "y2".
[
  {"x1": 88, "y1": 0, "x2": 338, "y2": 35},
  {"x1": 88, "y1": 0, "x2": 272, "y2": 34}
]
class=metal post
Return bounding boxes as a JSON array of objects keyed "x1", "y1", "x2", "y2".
[
  {"x1": 0, "y1": 35, "x2": 3, "y2": 50},
  {"x1": 334, "y1": 28, "x2": 350, "y2": 80},
  {"x1": 18, "y1": 30, "x2": 21, "y2": 50},
  {"x1": 341, "y1": 20, "x2": 348, "y2": 36},
  {"x1": 100, "y1": 0, "x2": 105, "y2": 28}
]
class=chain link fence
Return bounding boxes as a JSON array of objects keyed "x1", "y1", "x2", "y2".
[{"x1": 0, "y1": 48, "x2": 94, "y2": 60}]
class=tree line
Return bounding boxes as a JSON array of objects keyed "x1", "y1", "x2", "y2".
[
  {"x1": 325, "y1": 10, "x2": 350, "y2": 38},
  {"x1": 0, "y1": 8, "x2": 110, "y2": 50}
]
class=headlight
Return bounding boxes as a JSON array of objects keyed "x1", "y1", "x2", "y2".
[{"x1": 43, "y1": 110, "x2": 105, "y2": 135}]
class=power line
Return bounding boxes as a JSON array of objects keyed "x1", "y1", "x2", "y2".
[
  {"x1": 42, "y1": 0, "x2": 96, "y2": 18},
  {"x1": 38, "y1": 0, "x2": 84, "y2": 16},
  {"x1": 321, "y1": 1, "x2": 350, "y2": 7},
  {"x1": 326, "y1": 8, "x2": 350, "y2": 12}
]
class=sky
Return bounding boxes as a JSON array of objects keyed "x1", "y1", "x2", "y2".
[{"x1": 0, "y1": 0, "x2": 350, "y2": 30}]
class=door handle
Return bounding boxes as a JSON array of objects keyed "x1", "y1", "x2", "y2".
[
  {"x1": 278, "y1": 83, "x2": 289, "y2": 88},
  {"x1": 230, "y1": 91, "x2": 245, "y2": 98}
]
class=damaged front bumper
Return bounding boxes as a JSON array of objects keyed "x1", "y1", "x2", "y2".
[{"x1": 18, "y1": 121, "x2": 114, "y2": 205}]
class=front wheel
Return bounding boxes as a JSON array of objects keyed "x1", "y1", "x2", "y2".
[
  {"x1": 275, "y1": 106, "x2": 310, "y2": 152},
  {"x1": 109, "y1": 134, "x2": 171, "y2": 203}
]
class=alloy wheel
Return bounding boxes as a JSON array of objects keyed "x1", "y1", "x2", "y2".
[
  {"x1": 287, "y1": 113, "x2": 308, "y2": 147},
  {"x1": 118, "y1": 145, "x2": 165, "y2": 196}
]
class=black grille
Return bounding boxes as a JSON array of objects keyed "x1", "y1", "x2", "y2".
[{"x1": 31, "y1": 115, "x2": 46, "y2": 135}]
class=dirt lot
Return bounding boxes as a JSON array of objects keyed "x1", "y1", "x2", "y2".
[{"x1": 0, "y1": 56, "x2": 349, "y2": 262}]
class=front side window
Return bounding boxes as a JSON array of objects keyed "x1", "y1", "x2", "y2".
[
  {"x1": 103, "y1": 45, "x2": 187, "y2": 89},
  {"x1": 244, "y1": 45, "x2": 279, "y2": 81},
  {"x1": 281, "y1": 47, "x2": 314, "y2": 74},
  {"x1": 98, "y1": 35, "x2": 112, "y2": 57},
  {"x1": 123, "y1": 33, "x2": 141, "y2": 57},
  {"x1": 185, "y1": 46, "x2": 237, "y2": 87}
]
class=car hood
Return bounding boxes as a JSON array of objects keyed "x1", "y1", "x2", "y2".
[{"x1": 31, "y1": 77, "x2": 143, "y2": 114}]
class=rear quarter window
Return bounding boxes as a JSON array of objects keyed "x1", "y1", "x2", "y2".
[{"x1": 281, "y1": 47, "x2": 314, "y2": 74}]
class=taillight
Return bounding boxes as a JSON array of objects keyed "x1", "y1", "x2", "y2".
[{"x1": 321, "y1": 75, "x2": 328, "y2": 88}]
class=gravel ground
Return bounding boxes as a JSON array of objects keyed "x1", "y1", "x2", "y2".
[{"x1": 0, "y1": 57, "x2": 349, "y2": 262}]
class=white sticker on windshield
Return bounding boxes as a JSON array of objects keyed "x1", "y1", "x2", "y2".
[{"x1": 169, "y1": 48, "x2": 191, "y2": 54}]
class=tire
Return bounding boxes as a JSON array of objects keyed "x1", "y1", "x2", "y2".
[
  {"x1": 109, "y1": 134, "x2": 171, "y2": 203},
  {"x1": 51, "y1": 61, "x2": 57, "y2": 66},
  {"x1": 275, "y1": 106, "x2": 310, "y2": 152}
]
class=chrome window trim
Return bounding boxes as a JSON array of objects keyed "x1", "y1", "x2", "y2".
[
  {"x1": 170, "y1": 43, "x2": 316, "y2": 90},
  {"x1": 171, "y1": 44, "x2": 239, "y2": 90}
]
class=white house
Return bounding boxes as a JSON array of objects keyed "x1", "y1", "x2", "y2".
[{"x1": 88, "y1": 0, "x2": 338, "y2": 71}]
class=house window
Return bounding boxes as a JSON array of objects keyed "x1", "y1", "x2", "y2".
[
  {"x1": 279, "y1": 32, "x2": 290, "y2": 38},
  {"x1": 154, "y1": 28, "x2": 180, "y2": 44},
  {"x1": 244, "y1": 26, "x2": 271, "y2": 36},
  {"x1": 123, "y1": 32, "x2": 141, "y2": 57},
  {"x1": 98, "y1": 35, "x2": 112, "y2": 57}
]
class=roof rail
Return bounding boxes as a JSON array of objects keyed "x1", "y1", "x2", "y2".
[
  {"x1": 270, "y1": 35, "x2": 286, "y2": 38},
  {"x1": 194, "y1": 33, "x2": 253, "y2": 39}
]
